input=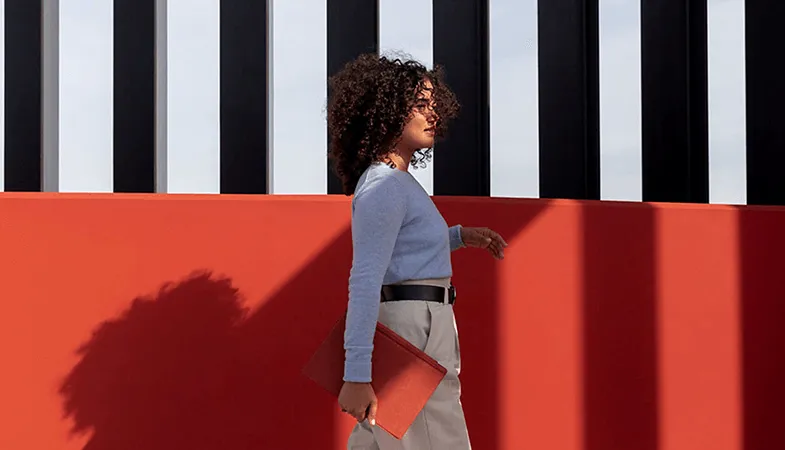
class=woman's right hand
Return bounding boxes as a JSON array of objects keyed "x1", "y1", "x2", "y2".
[{"x1": 338, "y1": 381, "x2": 378, "y2": 425}]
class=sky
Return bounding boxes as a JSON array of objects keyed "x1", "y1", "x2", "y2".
[{"x1": 0, "y1": 0, "x2": 747, "y2": 204}]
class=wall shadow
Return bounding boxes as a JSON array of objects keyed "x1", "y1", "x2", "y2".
[
  {"x1": 51, "y1": 198, "x2": 785, "y2": 448},
  {"x1": 737, "y1": 206, "x2": 785, "y2": 450},
  {"x1": 59, "y1": 228, "x2": 353, "y2": 450},
  {"x1": 582, "y1": 201, "x2": 659, "y2": 450},
  {"x1": 58, "y1": 198, "x2": 552, "y2": 450},
  {"x1": 438, "y1": 197, "x2": 551, "y2": 449}
]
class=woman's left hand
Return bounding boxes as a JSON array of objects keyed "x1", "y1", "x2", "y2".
[{"x1": 460, "y1": 227, "x2": 508, "y2": 260}]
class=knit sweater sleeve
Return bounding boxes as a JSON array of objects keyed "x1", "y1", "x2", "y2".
[
  {"x1": 343, "y1": 174, "x2": 407, "y2": 382},
  {"x1": 448, "y1": 225, "x2": 465, "y2": 251}
]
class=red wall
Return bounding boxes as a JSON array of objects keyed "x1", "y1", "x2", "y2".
[{"x1": 0, "y1": 193, "x2": 783, "y2": 450}]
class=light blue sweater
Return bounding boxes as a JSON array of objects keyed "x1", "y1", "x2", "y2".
[{"x1": 344, "y1": 162, "x2": 464, "y2": 382}]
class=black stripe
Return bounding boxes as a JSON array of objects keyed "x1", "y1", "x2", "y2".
[
  {"x1": 641, "y1": 0, "x2": 709, "y2": 203},
  {"x1": 745, "y1": 1, "x2": 785, "y2": 206},
  {"x1": 537, "y1": 0, "x2": 600, "y2": 200},
  {"x1": 433, "y1": 0, "x2": 490, "y2": 197},
  {"x1": 113, "y1": 0, "x2": 157, "y2": 193},
  {"x1": 220, "y1": 0, "x2": 269, "y2": 194},
  {"x1": 4, "y1": 0, "x2": 42, "y2": 192},
  {"x1": 326, "y1": 0, "x2": 379, "y2": 195}
]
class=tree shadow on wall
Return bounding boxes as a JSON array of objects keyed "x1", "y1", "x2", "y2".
[{"x1": 58, "y1": 229, "x2": 354, "y2": 450}]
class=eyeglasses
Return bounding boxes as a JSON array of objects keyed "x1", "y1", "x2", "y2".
[{"x1": 413, "y1": 99, "x2": 436, "y2": 114}]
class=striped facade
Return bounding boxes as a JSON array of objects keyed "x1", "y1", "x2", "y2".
[{"x1": 2, "y1": 0, "x2": 782, "y2": 204}]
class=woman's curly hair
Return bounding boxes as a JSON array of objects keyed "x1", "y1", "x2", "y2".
[{"x1": 327, "y1": 52, "x2": 460, "y2": 195}]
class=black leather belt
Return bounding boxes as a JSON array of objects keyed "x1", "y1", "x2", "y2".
[{"x1": 380, "y1": 284, "x2": 457, "y2": 305}]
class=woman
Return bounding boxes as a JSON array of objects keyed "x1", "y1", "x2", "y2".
[{"x1": 327, "y1": 53, "x2": 507, "y2": 450}]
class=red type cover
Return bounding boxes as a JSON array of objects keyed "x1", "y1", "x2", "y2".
[{"x1": 302, "y1": 315, "x2": 447, "y2": 440}]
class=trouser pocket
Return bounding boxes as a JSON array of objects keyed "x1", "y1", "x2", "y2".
[
  {"x1": 378, "y1": 301, "x2": 459, "y2": 371},
  {"x1": 422, "y1": 303, "x2": 460, "y2": 372},
  {"x1": 377, "y1": 301, "x2": 431, "y2": 352}
]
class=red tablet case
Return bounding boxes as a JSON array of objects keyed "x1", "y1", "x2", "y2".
[{"x1": 302, "y1": 315, "x2": 447, "y2": 440}]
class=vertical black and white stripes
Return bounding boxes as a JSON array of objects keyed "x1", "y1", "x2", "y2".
[{"x1": 1, "y1": 0, "x2": 780, "y2": 205}]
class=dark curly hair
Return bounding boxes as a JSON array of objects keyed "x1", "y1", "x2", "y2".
[{"x1": 327, "y1": 52, "x2": 460, "y2": 195}]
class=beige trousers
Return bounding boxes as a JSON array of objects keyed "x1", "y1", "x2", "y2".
[{"x1": 347, "y1": 278, "x2": 472, "y2": 450}]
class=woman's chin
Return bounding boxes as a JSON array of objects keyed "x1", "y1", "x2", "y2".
[{"x1": 418, "y1": 138, "x2": 435, "y2": 149}]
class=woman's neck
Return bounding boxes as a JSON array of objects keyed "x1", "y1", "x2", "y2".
[{"x1": 385, "y1": 148, "x2": 415, "y2": 172}]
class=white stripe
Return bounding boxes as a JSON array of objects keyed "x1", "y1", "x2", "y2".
[
  {"x1": 0, "y1": 0, "x2": 5, "y2": 191},
  {"x1": 166, "y1": 0, "x2": 219, "y2": 193},
  {"x1": 380, "y1": 0, "x2": 434, "y2": 195},
  {"x1": 59, "y1": 0, "x2": 113, "y2": 192},
  {"x1": 708, "y1": 0, "x2": 746, "y2": 205},
  {"x1": 267, "y1": 0, "x2": 274, "y2": 193},
  {"x1": 599, "y1": 0, "x2": 642, "y2": 202},
  {"x1": 490, "y1": 0, "x2": 539, "y2": 198},
  {"x1": 270, "y1": 0, "x2": 326, "y2": 194}
]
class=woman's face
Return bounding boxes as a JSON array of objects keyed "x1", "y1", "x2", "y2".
[{"x1": 398, "y1": 79, "x2": 439, "y2": 152}]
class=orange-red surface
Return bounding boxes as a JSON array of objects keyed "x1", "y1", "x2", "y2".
[{"x1": 0, "y1": 193, "x2": 783, "y2": 450}]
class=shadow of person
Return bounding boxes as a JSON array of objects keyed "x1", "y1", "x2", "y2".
[
  {"x1": 59, "y1": 272, "x2": 252, "y2": 449},
  {"x1": 57, "y1": 200, "x2": 552, "y2": 450},
  {"x1": 59, "y1": 229, "x2": 353, "y2": 449}
]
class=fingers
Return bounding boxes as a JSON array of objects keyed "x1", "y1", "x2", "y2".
[
  {"x1": 488, "y1": 242, "x2": 504, "y2": 259},
  {"x1": 483, "y1": 229, "x2": 507, "y2": 260},
  {"x1": 487, "y1": 229, "x2": 508, "y2": 246},
  {"x1": 340, "y1": 403, "x2": 376, "y2": 424},
  {"x1": 464, "y1": 227, "x2": 508, "y2": 259},
  {"x1": 489, "y1": 244, "x2": 504, "y2": 259},
  {"x1": 341, "y1": 407, "x2": 364, "y2": 422},
  {"x1": 367, "y1": 399, "x2": 378, "y2": 426}
]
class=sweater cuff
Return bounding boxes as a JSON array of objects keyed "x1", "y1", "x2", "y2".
[
  {"x1": 343, "y1": 360, "x2": 373, "y2": 383},
  {"x1": 449, "y1": 225, "x2": 465, "y2": 251}
]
